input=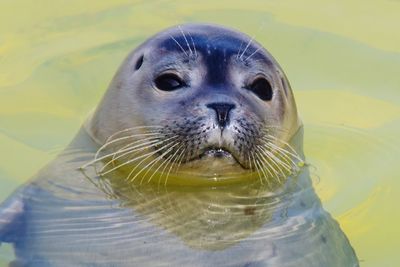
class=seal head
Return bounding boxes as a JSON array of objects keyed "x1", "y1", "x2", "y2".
[{"x1": 88, "y1": 24, "x2": 302, "y2": 183}]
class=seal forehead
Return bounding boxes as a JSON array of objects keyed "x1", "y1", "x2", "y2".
[{"x1": 153, "y1": 29, "x2": 273, "y2": 84}]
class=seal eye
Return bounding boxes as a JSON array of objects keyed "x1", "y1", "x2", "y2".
[
  {"x1": 154, "y1": 73, "x2": 185, "y2": 91},
  {"x1": 248, "y1": 78, "x2": 273, "y2": 101}
]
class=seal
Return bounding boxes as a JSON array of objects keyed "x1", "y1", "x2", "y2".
[{"x1": 0, "y1": 24, "x2": 359, "y2": 267}]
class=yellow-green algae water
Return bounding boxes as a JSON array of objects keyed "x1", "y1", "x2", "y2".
[{"x1": 0, "y1": 0, "x2": 399, "y2": 266}]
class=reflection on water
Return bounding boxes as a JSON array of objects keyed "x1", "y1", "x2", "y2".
[{"x1": 0, "y1": 128, "x2": 358, "y2": 266}]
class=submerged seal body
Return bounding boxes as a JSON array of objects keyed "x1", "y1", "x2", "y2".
[{"x1": 0, "y1": 24, "x2": 358, "y2": 266}]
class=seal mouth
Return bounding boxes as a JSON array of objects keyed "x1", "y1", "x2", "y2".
[
  {"x1": 189, "y1": 146, "x2": 247, "y2": 169},
  {"x1": 199, "y1": 147, "x2": 233, "y2": 159}
]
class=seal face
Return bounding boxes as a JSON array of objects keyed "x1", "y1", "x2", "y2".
[{"x1": 88, "y1": 24, "x2": 302, "y2": 184}]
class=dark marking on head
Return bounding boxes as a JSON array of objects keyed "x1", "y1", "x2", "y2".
[
  {"x1": 134, "y1": 55, "x2": 144, "y2": 70},
  {"x1": 321, "y1": 235, "x2": 327, "y2": 244},
  {"x1": 157, "y1": 33, "x2": 272, "y2": 85}
]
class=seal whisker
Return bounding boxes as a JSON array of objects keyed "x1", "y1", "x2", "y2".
[
  {"x1": 253, "y1": 154, "x2": 266, "y2": 186},
  {"x1": 138, "y1": 148, "x2": 175, "y2": 185},
  {"x1": 105, "y1": 126, "x2": 163, "y2": 140},
  {"x1": 142, "y1": 142, "x2": 181, "y2": 184},
  {"x1": 103, "y1": 133, "x2": 160, "y2": 149},
  {"x1": 255, "y1": 146, "x2": 281, "y2": 180},
  {"x1": 96, "y1": 136, "x2": 163, "y2": 165},
  {"x1": 99, "y1": 126, "x2": 163, "y2": 148},
  {"x1": 250, "y1": 151, "x2": 265, "y2": 185},
  {"x1": 244, "y1": 47, "x2": 261, "y2": 62},
  {"x1": 172, "y1": 146, "x2": 187, "y2": 174},
  {"x1": 93, "y1": 132, "x2": 161, "y2": 159},
  {"x1": 236, "y1": 41, "x2": 244, "y2": 59},
  {"x1": 187, "y1": 32, "x2": 197, "y2": 58},
  {"x1": 256, "y1": 145, "x2": 287, "y2": 178},
  {"x1": 262, "y1": 141, "x2": 298, "y2": 169},
  {"x1": 178, "y1": 25, "x2": 193, "y2": 56},
  {"x1": 240, "y1": 22, "x2": 266, "y2": 61},
  {"x1": 165, "y1": 146, "x2": 187, "y2": 186},
  {"x1": 92, "y1": 137, "x2": 160, "y2": 172},
  {"x1": 124, "y1": 148, "x2": 170, "y2": 182},
  {"x1": 169, "y1": 34, "x2": 189, "y2": 57},
  {"x1": 104, "y1": 132, "x2": 162, "y2": 146},
  {"x1": 156, "y1": 144, "x2": 186, "y2": 188},
  {"x1": 155, "y1": 148, "x2": 179, "y2": 190},
  {"x1": 263, "y1": 135, "x2": 303, "y2": 163},
  {"x1": 99, "y1": 138, "x2": 163, "y2": 172},
  {"x1": 262, "y1": 144, "x2": 299, "y2": 172},
  {"x1": 111, "y1": 137, "x2": 164, "y2": 161},
  {"x1": 258, "y1": 152, "x2": 283, "y2": 184},
  {"x1": 258, "y1": 142, "x2": 293, "y2": 172},
  {"x1": 263, "y1": 151, "x2": 288, "y2": 184},
  {"x1": 267, "y1": 152, "x2": 293, "y2": 176},
  {"x1": 239, "y1": 36, "x2": 255, "y2": 60},
  {"x1": 265, "y1": 134, "x2": 301, "y2": 157},
  {"x1": 100, "y1": 137, "x2": 178, "y2": 176},
  {"x1": 81, "y1": 133, "x2": 163, "y2": 169},
  {"x1": 127, "y1": 141, "x2": 179, "y2": 183},
  {"x1": 254, "y1": 157, "x2": 271, "y2": 187}
]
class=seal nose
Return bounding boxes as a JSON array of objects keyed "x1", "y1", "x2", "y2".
[{"x1": 206, "y1": 102, "x2": 236, "y2": 128}]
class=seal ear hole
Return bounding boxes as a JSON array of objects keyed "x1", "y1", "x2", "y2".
[
  {"x1": 247, "y1": 78, "x2": 273, "y2": 101},
  {"x1": 154, "y1": 73, "x2": 186, "y2": 91},
  {"x1": 134, "y1": 55, "x2": 144, "y2": 70}
]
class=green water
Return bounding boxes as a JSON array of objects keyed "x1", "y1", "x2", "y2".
[{"x1": 0, "y1": 1, "x2": 399, "y2": 266}]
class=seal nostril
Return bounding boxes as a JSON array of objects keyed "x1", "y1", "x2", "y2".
[{"x1": 206, "y1": 102, "x2": 235, "y2": 128}]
